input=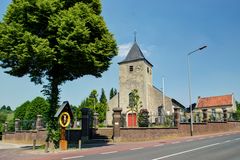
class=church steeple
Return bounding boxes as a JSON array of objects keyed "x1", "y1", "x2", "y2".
[
  {"x1": 134, "y1": 31, "x2": 137, "y2": 43},
  {"x1": 118, "y1": 39, "x2": 153, "y2": 67}
]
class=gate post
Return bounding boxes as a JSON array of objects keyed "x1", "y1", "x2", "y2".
[
  {"x1": 174, "y1": 107, "x2": 180, "y2": 127},
  {"x1": 81, "y1": 108, "x2": 91, "y2": 143},
  {"x1": 202, "y1": 109, "x2": 208, "y2": 123},
  {"x1": 223, "y1": 108, "x2": 228, "y2": 122},
  {"x1": 36, "y1": 115, "x2": 43, "y2": 130},
  {"x1": 113, "y1": 108, "x2": 122, "y2": 142},
  {"x1": 15, "y1": 119, "x2": 20, "y2": 132}
]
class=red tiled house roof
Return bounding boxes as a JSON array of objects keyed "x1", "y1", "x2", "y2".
[{"x1": 197, "y1": 94, "x2": 233, "y2": 108}]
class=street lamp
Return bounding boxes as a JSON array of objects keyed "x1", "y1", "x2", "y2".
[{"x1": 187, "y1": 45, "x2": 207, "y2": 136}]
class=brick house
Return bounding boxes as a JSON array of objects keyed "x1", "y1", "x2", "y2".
[{"x1": 195, "y1": 94, "x2": 236, "y2": 121}]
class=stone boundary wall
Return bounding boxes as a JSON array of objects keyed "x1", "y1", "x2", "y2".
[
  {"x1": 92, "y1": 128, "x2": 113, "y2": 139},
  {"x1": 3, "y1": 122, "x2": 240, "y2": 144},
  {"x1": 2, "y1": 129, "x2": 47, "y2": 145},
  {"x1": 120, "y1": 127, "x2": 178, "y2": 142},
  {"x1": 119, "y1": 121, "x2": 240, "y2": 142}
]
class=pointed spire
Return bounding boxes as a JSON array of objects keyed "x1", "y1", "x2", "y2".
[
  {"x1": 118, "y1": 34, "x2": 153, "y2": 67},
  {"x1": 134, "y1": 31, "x2": 137, "y2": 43}
]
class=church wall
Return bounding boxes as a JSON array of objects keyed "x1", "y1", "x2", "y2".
[
  {"x1": 148, "y1": 86, "x2": 173, "y2": 123},
  {"x1": 106, "y1": 94, "x2": 118, "y2": 126},
  {"x1": 119, "y1": 61, "x2": 151, "y2": 114}
]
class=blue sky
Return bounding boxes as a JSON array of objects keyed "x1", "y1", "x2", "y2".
[{"x1": 0, "y1": 0, "x2": 240, "y2": 109}]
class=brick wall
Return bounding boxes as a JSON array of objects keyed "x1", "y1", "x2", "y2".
[
  {"x1": 120, "y1": 127, "x2": 178, "y2": 142},
  {"x1": 2, "y1": 129, "x2": 47, "y2": 145},
  {"x1": 92, "y1": 128, "x2": 113, "y2": 139},
  {"x1": 119, "y1": 121, "x2": 240, "y2": 142},
  {"x1": 3, "y1": 122, "x2": 240, "y2": 144}
]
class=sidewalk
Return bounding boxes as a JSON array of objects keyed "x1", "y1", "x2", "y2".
[{"x1": 0, "y1": 141, "x2": 32, "y2": 150}]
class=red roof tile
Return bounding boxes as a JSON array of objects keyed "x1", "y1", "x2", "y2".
[{"x1": 197, "y1": 94, "x2": 233, "y2": 108}]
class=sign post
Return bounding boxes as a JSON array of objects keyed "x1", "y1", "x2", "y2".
[{"x1": 54, "y1": 101, "x2": 73, "y2": 151}]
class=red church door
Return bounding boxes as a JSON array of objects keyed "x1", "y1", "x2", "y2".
[{"x1": 128, "y1": 113, "x2": 137, "y2": 127}]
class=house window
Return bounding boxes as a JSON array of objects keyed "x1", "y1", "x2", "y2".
[
  {"x1": 147, "y1": 67, "x2": 149, "y2": 73},
  {"x1": 211, "y1": 109, "x2": 216, "y2": 121},
  {"x1": 129, "y1": 66, "x2": 133, "y2": 72}
]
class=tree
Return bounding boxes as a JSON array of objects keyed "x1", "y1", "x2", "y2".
[
  {"x1": 0, "y1": 0, "x2": 117, "y2": 141},
  {"x1": 79, "y1": 90, "x2": 98, "y2": 112},
  {"x1": 97, "y1": 88, "x2": 108, "y2": 123},
  {"x1": 110, "y1": 88, "x2": 117, "y2": 100},
  {"x1": 0, "y1": 112, "x2": 7, "y2": 132},
  {"x1": 138, "y1": 109, "x2": 149, "y2": 127},
  {"x1": 6, "y1": 106, "x2": 12, "y2": 111},
  {"x1": 24, "y1": 97, "x2": 50, "y2": 122},
  {"x1": 236, "y1": 101, "x2": 240, "y2": 112},
  {"x1": 0, "y1": 105, "x2": 6, "y2": 111},
  {"x1": 14, "y1": 101, "x2": 31, "y2": 120},
  {"x1": 127, "y1": 89, "x2": 142, "y2": 127}
]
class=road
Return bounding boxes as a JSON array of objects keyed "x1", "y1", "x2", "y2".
[
  {"x1": 61, "y1": 133, "x2": 240, "y2": 160},
  {"x1": 1, "y1": 132, "x2": 240, "y2": 160}
]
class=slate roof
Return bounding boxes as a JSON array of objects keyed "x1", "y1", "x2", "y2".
[
  {"x1": 54, "y1": 101, "x2": 73, "y2": 118},
  {"x1": 118, "y1": 42, "x2": 153, "y2": 66},
  {"x1": 197, "y1": 94, "x2": 233, "y2": 108}
]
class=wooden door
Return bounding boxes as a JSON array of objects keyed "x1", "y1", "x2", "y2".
[{"x1": 128, "y1": 113, "x2": 137, "y2": 127}]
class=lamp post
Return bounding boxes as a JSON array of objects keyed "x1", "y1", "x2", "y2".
[{"x1": 187, "y1": 45, "x2": 207, "y2": 136}]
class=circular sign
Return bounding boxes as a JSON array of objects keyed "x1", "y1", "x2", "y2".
[{"x1": 59, "y1": 112, "x2": 71, "y2": 128}]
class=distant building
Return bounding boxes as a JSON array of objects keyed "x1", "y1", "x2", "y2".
[
  {"x1": 106, "y1": 41, "x2": 184, "y2": 127},
  {"x1": 195, "y1": 94, "x2": 236, "y2": 121}
]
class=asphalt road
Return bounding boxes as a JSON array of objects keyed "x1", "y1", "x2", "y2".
[{"x1": 61, "y1": 133, "x2": 240, "y2": 160}]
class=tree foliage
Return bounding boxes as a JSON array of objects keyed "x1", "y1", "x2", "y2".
[
  {"x1": 79, "y1": 88, "x2": 108, "y2": 124},
  {"x1": 0, "y1": 112, "x2": 7, "y2": 132},
  {"x1": 127, "y1": 89, "x2": 142, "y2": 127},
  {"x1": 24, "y1": 97, "x2": 50, "y2": 121},
  {"x1": 14, "y1": 101, "x2": 31, "y2": 120},
  {"x1": 0, "y1": 0, "x2": 117, "y2": 141},
  {"x1": 14, "y1": 97, "x2": 50, "y2": 130},
  {"x1": 0, "y1": 105, "x2": 12, "y2": 112},
  {"x1": 97, "y1": 88, "x2": 107, "y2": 123},
  {"x1": 138, "y1": 109, "x2": 149, "y2": 127},
  {"x1": 110, "y1": 88, "x2": 117, "y2": 99}
]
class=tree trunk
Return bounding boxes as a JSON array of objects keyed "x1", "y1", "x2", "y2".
[{"x1": 45, "y1": 77, "x2": 60, "y2": 142}]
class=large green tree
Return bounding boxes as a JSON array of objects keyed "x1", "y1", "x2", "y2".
[{"x1": 0, "y1": 0, "x2": 117, "y2": 140}]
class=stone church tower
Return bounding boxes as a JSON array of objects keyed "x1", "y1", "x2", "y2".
[{"x1": 106, "y1": 41, "x2": 183, "y2": 127}]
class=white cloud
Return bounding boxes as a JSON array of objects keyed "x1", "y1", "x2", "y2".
[{"x1": 117, "y1": 43, "x2": 132, "y2": 57}]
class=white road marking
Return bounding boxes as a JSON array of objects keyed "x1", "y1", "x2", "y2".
[
  {"x1": 100, "y1": 151, "x2": 118, "y2": 155},
  {"x1": 154, "y1": 144, "x2": 164, "y2": 147},
  {"x1": 62, "y1": 156, "x2": 84, "y2": 160},
  {"x1": 130, "y1": 147, "x2": 144, "y2": 151},
  {"x1": 152, "y1": 143, "x2": 220, "y2": 160},
  {"x1": 223, "y1": 140, "x2": 231, "y2": 143}
]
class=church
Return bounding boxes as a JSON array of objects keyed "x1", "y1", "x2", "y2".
[{"x1": 106, "y1": 40, "x2": 184, "y2": 127}]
